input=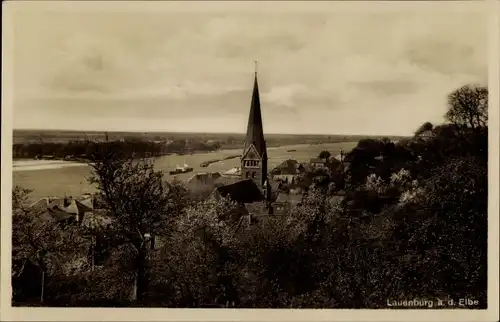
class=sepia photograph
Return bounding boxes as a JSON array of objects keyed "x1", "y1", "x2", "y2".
[{"x1": 1, "y1": 0, "x2": 499, "y2": 320}]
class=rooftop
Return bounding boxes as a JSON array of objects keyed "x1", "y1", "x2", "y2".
[
  {"x1": 187, "y1": 172, "x2": 222, "y2": 187},
  {"x1": 213, "y1": 179, "x2": 264, "y2": 204},
  {"x1": 310, "y1": 158, "x2": 326, "y2": 164},
  {"x1": 214, "y1": 175, "x2": 243, "y2": 187},
  {"x1": 271, "y1": 159, "x2": 305, "y2": 176}
]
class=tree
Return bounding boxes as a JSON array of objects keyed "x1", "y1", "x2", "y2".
[
  {"x1": 12, "y1": 186, "x2": 32, "y2": 211},
  {"x1": 86, "y1": 142, "x2": 188, "y2": 302},
  {"x1": 414, "y1": 122, "x2": 433, "y2": 136},
  {"x1": 318, "y1": 150, "x2": 331, "y2": 160},
  {"x1": 445, "y1": 84, "x2": 488, "y2": 130},
  {"x1": 12, "y1": 186, "x2": 84, "y2": 305},
  {"x1": 152, "y1": 197, "x2": 240, "y2": 307}
]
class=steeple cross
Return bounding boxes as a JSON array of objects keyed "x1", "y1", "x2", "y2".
[{"x1": 254, "y1": 60, "x2": 258, "y2": 75}]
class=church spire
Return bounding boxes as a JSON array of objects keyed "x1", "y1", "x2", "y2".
[
  {"x1": 245, "y1": 61, "x2": 266, "y2": 158},
  {"x1": 241, "y1": 63, "x2": 269, "y2": 189}
]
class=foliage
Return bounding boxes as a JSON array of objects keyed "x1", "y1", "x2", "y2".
[
  {"x1": 318, "y1": 150, "x2": 331, "y2": 159},
  {"x1": 445, "y1": 84, "x2": 488, "y2": 130},
  {"x1": 414, "y1": 122, "x2": 433, "y2": 136},
  {"x1": 12, "y1": 186, "x2": 33, "y2": 210},
  {"x1": 152, "y1": 197, "x2": 240, "y2": 307},
  {"x1": 12, "y1": 138, "x2": 221, "y2": 160},
  {"x1": 86, "y1": 142, "x2": 189, "y2": 301},
  {"x1": 87, "y1": 142, "x2": 189, "y2": 239},
  {"x1": 11, "y1": 186, "x2": 87, "y2": 305}
]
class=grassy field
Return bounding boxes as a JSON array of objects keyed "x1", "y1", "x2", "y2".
[{"x1": 13, "y1": 141, "x2": 358, "y2": 201}]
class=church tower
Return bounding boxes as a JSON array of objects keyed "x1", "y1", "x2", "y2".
[{"x1": 241, "y1": 64, "x2": 269, "y2": 193}]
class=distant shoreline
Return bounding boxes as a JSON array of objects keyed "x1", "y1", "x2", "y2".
[{"x1": 12, "y1": 142, "x2": 352, "y2": 173}]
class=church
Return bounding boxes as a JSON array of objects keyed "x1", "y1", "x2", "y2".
[{"x1": 210, "y1": 66, "x2": 276, "y2": 216}]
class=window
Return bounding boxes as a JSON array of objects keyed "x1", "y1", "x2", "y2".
[
  {"x1": 251, "y1": 172, "x2": 255, "y2": 178},
  {"x1": 246, "y1": 172, "x2": 249, "y2": 178},
  {"x1": 244, "y1": 160, "x2": 260, "y2": 168}
]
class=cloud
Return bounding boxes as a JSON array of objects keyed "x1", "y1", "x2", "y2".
[
  {"x1": 261, "y1": 84, "x2": 311, "y2": 108},
  {"x1": 11, "y1": 4, "x2": 487, "y2": 135},
  {"x1": 349, "y1": 80, "x2": 420, "y2": 96}
]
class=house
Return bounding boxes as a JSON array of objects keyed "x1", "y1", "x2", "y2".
[
  {"x1": 186, "y1": 172, "x2": 222, "y2": 190},
  {"x1": 271, "y1": 159, "x2": 305, "y2": 184},
  {"x1": 28, "y1": 195, "x2": 93, "y2": 223},
  {"x1": 416, "y1": 130, "x2": 435, "y2": 141},
  {"x1": 309, "y1": 158, "x2": 327, "y2": 169},
  {"x1": 47, "y1": 196, "x2": 93, "y2": 222},
  {"x1": 39, "y1": 207, "x2": 75, "y2": 224},
  {"x1": 28, "y1": 196, "x2": 61, "y2": 211},
  {"x1": 79, "y1": 193, "x2": 97, "y2": 209}
]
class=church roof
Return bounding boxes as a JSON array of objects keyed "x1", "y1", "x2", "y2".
[
  {"x1": 244, "y1": 73, "x2": 267, "y2": 158},
  {"x1": 213, "y1": 179, "x2": 264, "y2": 204},
  {"x1": 214, "y1": 175, "x2": 243, "y2": 187}
]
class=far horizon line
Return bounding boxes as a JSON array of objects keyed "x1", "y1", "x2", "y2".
[{"x1": 13, "y1": 128, "x2": 412, "y2": 138}]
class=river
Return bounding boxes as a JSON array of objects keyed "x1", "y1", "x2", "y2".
[{"x1": 12, "y1": 142, "x2": 358, "y2": 200}]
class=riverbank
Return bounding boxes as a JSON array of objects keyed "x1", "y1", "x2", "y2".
[
  {"x1": 13, "y1": 141, "x2": 359, "y2": 200},
  {"x1": 13, "y1": 160, "x2": 89, "y2": 172},
  {"x1": 12, "y1": 143, "x2": 319, "y2": 172}
]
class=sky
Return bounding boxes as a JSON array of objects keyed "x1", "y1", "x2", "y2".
[{"x1": 9, "y1": 1, "x2": 488, "y2": 136}]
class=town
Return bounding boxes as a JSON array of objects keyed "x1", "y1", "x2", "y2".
[
  {"x1": 12, "y1": 70, "x2": 488, "y2": 309},
  {"x1": 8, "y1": 1, "x2": 489, "y2": 312}
]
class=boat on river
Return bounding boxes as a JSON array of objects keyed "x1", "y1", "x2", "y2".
[{"x1": 169, "y1": 163, "x2": 193, "y2": 175}]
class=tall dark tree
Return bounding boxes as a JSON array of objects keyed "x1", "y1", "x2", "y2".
[
  {"x1": 86, "y1": 142, "x2": 188, "y2": 302},
  {"x1": 445, "y1": 84, "x2": 488, "y2": 130}
]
